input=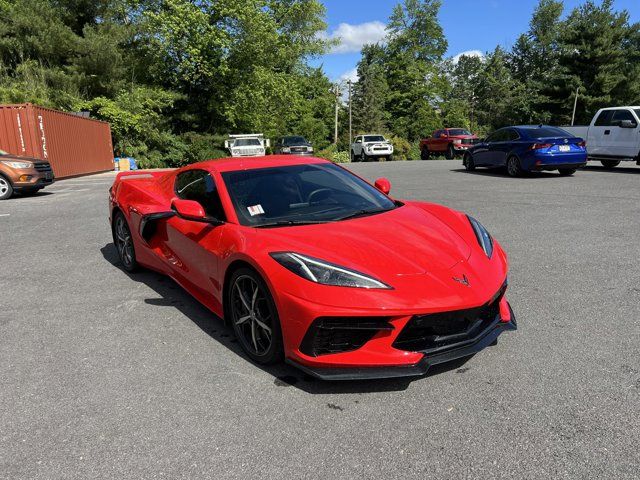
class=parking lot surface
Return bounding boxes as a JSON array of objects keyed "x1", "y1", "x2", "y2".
[{"x1": 1, "y1": 162, "x2": 639, "y2": 479}]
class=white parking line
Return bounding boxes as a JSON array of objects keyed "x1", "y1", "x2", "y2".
[{"x1": 0, "y1": 213, "x2": 10, "y2": 217}]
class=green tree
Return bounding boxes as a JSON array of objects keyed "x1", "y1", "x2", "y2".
[{"x1": 352, "y1": 44, "x2": 389, "y2": 134}]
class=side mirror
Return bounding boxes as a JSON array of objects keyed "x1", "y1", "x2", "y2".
[
  {"x1": 619, "y1": 119, "x2": 637, "y2": 128},
  {"x1": 171, "y1": 199, "x2": 222, "y2": 224},
  {"x1": 374, "y1": 177, "x2": 391, "y2": 195}
]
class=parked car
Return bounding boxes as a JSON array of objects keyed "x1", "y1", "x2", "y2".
[
  {"x1": 463, "y1": 125, "x2": 587, "y2": 177},
  {"x1": 225, "y1": 134, "x2": 270, "y2": 157},
  {"x1": 0, "y1": 149, "x2": 55, "y2": 200},
  {"x1": 420, "y1": 128, "x2": 479, "y2": 160},
  {"x1": 109, "y1": 156, "x2": 515, "y2": 380},
  {"x1": 274, "y1": 136, "x2": 314, "y2": 156},
  {"x1": 562, "y1": 106, "x2": 640, "y2": 168},
  {"x1": 350, "y1": 134, "x2": 394, "y2": 162}
]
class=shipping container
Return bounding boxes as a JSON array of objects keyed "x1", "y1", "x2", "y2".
[{"x1": 0, "y1": 103, "x2": 113, "y2": 178}]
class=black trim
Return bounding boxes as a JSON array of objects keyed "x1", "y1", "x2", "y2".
[
  {"x1": 300, "y1": 317, "x2": 394, "y2": 356},
  {"x1": 533, "y1": 162, "x2": 586, "y2": 171},
  {"x1": 139, "y1": 211, "x2": 175, "y2": 241},
  {"x1": 287, "y1": 304, "x2": 516, "y2": 381}
]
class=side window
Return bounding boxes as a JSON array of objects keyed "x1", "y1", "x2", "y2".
[
  {"x1": 611, "y1": 109, "x2": 636, "y2": 126},
  {"x1": 485, "y1": 131, "x2": 497, "y2": 142},
  {"x1": 488, "y1": 129, "x2": 507, "y2": 142},
  {"x1": 174, "y1": 170, "x2": 226, "y2": 220},
  {"x1": 507, "y1": 129, "x2": 520, "y2": 141},
  {"x1": 594, "y1": 110, "x2": 614, "y2": 126}
]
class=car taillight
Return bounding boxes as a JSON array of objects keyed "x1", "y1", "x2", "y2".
[
  {"x1": 529, "y1": 143, "x2": 552, "y2": 150},
  {"x1": 576, "y1": 141, "x2": 586, "y2": 147}
]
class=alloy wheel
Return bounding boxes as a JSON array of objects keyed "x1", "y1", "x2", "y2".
[
  {"x1": 507, "y1": 157, "x2": 521, "y2": 177},
  {"x1": 115, "y1": 215, "x2": 134, "y2": 268},
  {"x1": 230, "y1": 275, "x2": 274, "y2": 357},
  {"x1": 0, "y1": 177, "x2": 10, "y2": 198}
]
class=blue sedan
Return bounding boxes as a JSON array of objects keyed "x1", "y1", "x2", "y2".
[{"x1": 463, "y1": 125, "x2": 587, "y2": 177}]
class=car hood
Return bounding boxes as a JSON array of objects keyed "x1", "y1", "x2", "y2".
[
  {"x1": 0, "y1": 154, "x2": 46, "y2": 163},
  {"x1": 255, "y1": 204, "x2": 472, "y2": 276}
]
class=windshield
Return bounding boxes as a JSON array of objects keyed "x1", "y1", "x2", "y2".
[
  {"x1": 634, "y1": 109, "x2": 640, "y2": 121},
  {"x1": 363, "y1": 135, "x2": 385, "y2": 143},
  {"x1": 234, "y1": 138, "x2": 261, "y2": 147},
  {"x1": 521, "y1": 127, "x2": 571, "y2": 138},
  {"x1": 447, "y1": 129, "x2": 472, "y2": 136},
  {"x1": 283, "y1": 136, "x2": 307, "y2": 146},
  {"x1": 221, "y1": 163, "x2": 397, "y2": 227}
]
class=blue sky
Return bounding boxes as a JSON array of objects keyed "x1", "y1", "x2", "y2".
[{"x1": 311, "y1": 0, "x2": 640, "y2": 82}]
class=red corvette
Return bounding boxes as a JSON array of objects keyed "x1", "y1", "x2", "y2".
[{"x1": 109, "y1": 156, "x2": 516, "y2": 380}]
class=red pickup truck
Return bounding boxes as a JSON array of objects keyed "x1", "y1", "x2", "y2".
[{"x1": 420, "y1": 128, "x2": 479, "y2": 160}]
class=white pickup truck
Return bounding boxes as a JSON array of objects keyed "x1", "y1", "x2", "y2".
[
  {"x1": 562, "y1": 106, "x2": 640, "y2": 168},
  {"x1": 224, "y1": 134, "x2": 270, "y2": 157}
]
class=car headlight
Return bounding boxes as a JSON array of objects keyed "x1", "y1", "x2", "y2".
[
  {"x1": 270, "y1": 252, "x2": 392, "y2": 289},
  {"x1": 281, "y1": 147, "x2": 290, "y2": 153},
  {"x1": 1, "y1": 160, "x2": 33, "y2": 169},
  {"x1": 467, "y1": 216, "x2": 493, "y2": 258},
  {"x1": 453, "y1": 139, "x2": 462, "y2": 145},
  {"x1": 308, "y1": 147, "x2": 314, "y2": 153}
]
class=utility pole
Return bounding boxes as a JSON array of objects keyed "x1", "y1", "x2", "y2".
[
  {"x1": 348, "y1": 80, "x2": 352, "y2": 146},
  {"x1": 571, "y1": 86, "x2": 580, "y2": 126},
  {"x1": 334, "y1": 83, "x2": 340, "y2": 145}
]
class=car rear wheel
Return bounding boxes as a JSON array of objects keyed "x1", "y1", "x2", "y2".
[
  {"x1": 507, "y1": 156, "x2": 523, "y2": 177},
  {"x1": 558, "y1": 168, "x2": 576, "y2": 176},
  {"x1": 0, "y1": 175, "x2": 13, "y2": 200},
  {"x1": 350, "y1": 150, "x2": 358, "y2": 162},
  {"x1": 445, "y1": 144, "x2": 455, "y2": 160},
  {"x1": 463, "y1": 152, "x2": 475, "y2": 171},
  {"x1": 228, "y1": 268, "x2": 283, "y2": 365},
  {"x1": 113, "y1": 211, "x2": 138, "y2": 272},
  {"x1": 600, "y1": 160, "x2": 620, "y2": 169},
  {"x1": 420, "y1": 147, "x2": 429, "y2": 160}
]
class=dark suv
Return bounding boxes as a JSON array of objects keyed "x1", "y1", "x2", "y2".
[{"x1": 274, "y1": 136, "x2": 314, "y2": 156}]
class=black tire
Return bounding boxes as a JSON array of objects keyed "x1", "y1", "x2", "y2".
[
  {"x1": 350, "y1": 150, "x2": 358, "y2": 162},
  {"x1": 558, "y1": 168, "x2": 576, "y2": 176},
  {"x1": 227, "y1": 267, "x2": 284, "y2": 365},
  {"x1": 360, "y1": 151, "x2": 367, "y2": 162},
  {"x1": 463, "y1": 152, "x2": 475, "y2": 171},
  {"x1": 420, "y1": 147, "x2": 430, "y2": 160},
  {"x1": 507, "y1": 155, "x2": 523, "y2": 177},
  {"x1": 112, "y1": 211, "x2": 139, "y2": 272},
  {"x1": 387, "y1": 155, "x2": 394, "y2": 162},
  {"x1": 0, "y1": 175, "x2": 13, "y2": 200},
  {"x1": 601, "y1": 160, "x2": 620, "y2": 169},
  {"x1": 445, "y1": 144, "x2": 455, "y2": 160}
]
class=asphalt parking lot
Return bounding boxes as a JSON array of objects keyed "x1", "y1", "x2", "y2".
[{"x1": 1, "y1": 160, "x2": 639, "y2": 479}]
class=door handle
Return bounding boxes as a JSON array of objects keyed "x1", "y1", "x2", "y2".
[{"x1": 604, "y1": 130, "x2": 610, "y2": 135}]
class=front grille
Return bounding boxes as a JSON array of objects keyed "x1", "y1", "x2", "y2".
[
  {"x1": 393, "y1": 286, "x2": 506, "y2": 353},
  {"x1": 291, "y1": 146, "x2": 308, "y2": 153},
  {"x1": 34, "y1": 163, "x2": 52, "y2": 172},
  {"x1": 461, "y1": 138, "x2": 478, "y2": 145},
  {"x1": 301, "y1": 317, "x2": 394, "y2": 356}
]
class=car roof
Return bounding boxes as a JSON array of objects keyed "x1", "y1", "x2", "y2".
[
  {"x1": 598, "y1": 106, "x2": 640, "y2": 110},
  {"x1": 191, "y1": 155, "x2": 329, "y2": 173}
]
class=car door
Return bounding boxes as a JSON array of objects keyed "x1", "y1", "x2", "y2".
[
  {"x1": 588, "y1": 109, "x2": 613, "y2": 157},
  {"x1": 353, "y1": 136, "x2": 363, "y2": 155},
  {"x1": 610, "y1": 109, "x2": 638, "y2": 158},
  {"x1": 473, "y1": 130, "x2": 500, "y2": 166},
  {"x1": 433, "y1": 130, "x2": 447, "y2": 152},
  {"x1": 164, "y1": 169, "x2": 226, "y2": 309},
  {"x1": 492, "y1": 128, "x2": 519, "y2": 166}
]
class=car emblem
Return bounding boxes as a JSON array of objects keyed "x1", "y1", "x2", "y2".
[
  {"x1": 453, "y1": 274, "x2": 470, "y2": 286},
  {"x1": 564, "y1": 138, "x2": 568, "y2": 143}
]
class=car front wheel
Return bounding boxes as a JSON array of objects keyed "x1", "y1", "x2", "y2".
[
  {"x1": 600, "y1": 160, "x2": 620, "y2": 169},
  {"x1": 113, "y1": 211, "x2": 138, "y2": 272},
  {"x1": 228, "y1": 267, "x2": 283, "y2": 365},
  {"x1": 463, "y1": 153, "x2": 475, "y2": 171},
  {"x1": 0, "y1": 175, "x2": 13, "y2": 200}
]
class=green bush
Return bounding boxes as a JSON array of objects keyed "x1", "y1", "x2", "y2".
[
  {"x1": 316, "y1": 144, "x2": 349, "y2": 163},
  {"x1": 388, "y1": 135, "x2": 412, "y2": 160}
]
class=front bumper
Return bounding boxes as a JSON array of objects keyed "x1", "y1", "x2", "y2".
[
  {"x1": 287, "y1": 303, "x2": 516, "y2": 380},
  {"x1": 11, "y1": 168, "x2": 55, "y2": 190}
]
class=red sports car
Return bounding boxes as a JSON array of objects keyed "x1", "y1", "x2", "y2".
[{"x1": 109, "y1": 156, "x2": 516, "y2": 380}]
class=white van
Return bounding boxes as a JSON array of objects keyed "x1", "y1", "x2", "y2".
[{"x1": 563, "y1": 106, "x2": 640, "y2": 168}]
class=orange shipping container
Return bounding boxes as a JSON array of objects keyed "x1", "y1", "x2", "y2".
[{"x1": 0, "y1": 103, "x2": 114, "y2": 178}]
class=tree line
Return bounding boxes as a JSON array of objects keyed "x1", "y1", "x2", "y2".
[{"x1": 1, "y1": 0, "x2": 638, "y2": 166}]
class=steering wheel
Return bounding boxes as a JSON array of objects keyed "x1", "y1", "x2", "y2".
[{"x1": 307, "y1": 188, "x2": 332, "y2": 204}]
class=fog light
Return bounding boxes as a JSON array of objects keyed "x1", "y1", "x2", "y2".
[{"x1": 19, "y1": 175, "x2": 33, "y2": 182}]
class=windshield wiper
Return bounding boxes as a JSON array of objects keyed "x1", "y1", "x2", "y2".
[
  {"x1": 255, "y1": 220, "x2": 331, "y2": 228},
  {"x1": 335, "y1": 207, "x2": 395, "y2": 221}
]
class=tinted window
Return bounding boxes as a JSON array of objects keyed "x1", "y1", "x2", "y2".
[
  {"x1": 611, "y1": 109, "x2": 636, "y2": 126},
  {"x1": 484, "y1": 131, "x2": 500, "y2": 142},
  {"x1": 594, "y1": 110, "x2": 614, "y2": 126},
  {"x1": 364, "y1": 135, "x2": 385, "y2": 142},
  {"x1": 434, "y1": 130, "x2": 444, "y2": 137},
  {"x1": 447, "y1": 129, "x2": 471, "y2": 136},
  {"x1": 506, "y1": 129, "x2": 520, "y2": 141},
  {"x1": 521, "y1": 127, "x2": 571, "y2": 138},
  {"x1": 234, "y1": 138, "x2": 261, "y2": 146},
  {"x1": 221, "y1": 163, "x2": 396, "y2": 226},
  {"x1": 283, "y1": 136, "x2": 307, "y2": 145},
  {"x1": 175, "y1": 170, "x2": 226, "y2": 220},
  {"x1": 634, "y1": 109, "x2": 640, "y2": 121}
]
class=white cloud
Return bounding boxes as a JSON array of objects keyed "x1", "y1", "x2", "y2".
[
  {"x1": 321, "y1": 21, "x2": 387, "y2": 54},
  {"x1": 452, "y1": 49, "x2": 484, "y2": 64},
  {"x1": 339, "y1": 67, "x2": 359, "y2": 84}
]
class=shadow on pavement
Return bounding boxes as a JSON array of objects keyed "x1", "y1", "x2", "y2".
[
  {"x1": 450, "y1": 167, "x2": 570, "y2": 179},
  {"x1": 100, "y1": 242, "x2": 473, "y2": 394}
]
